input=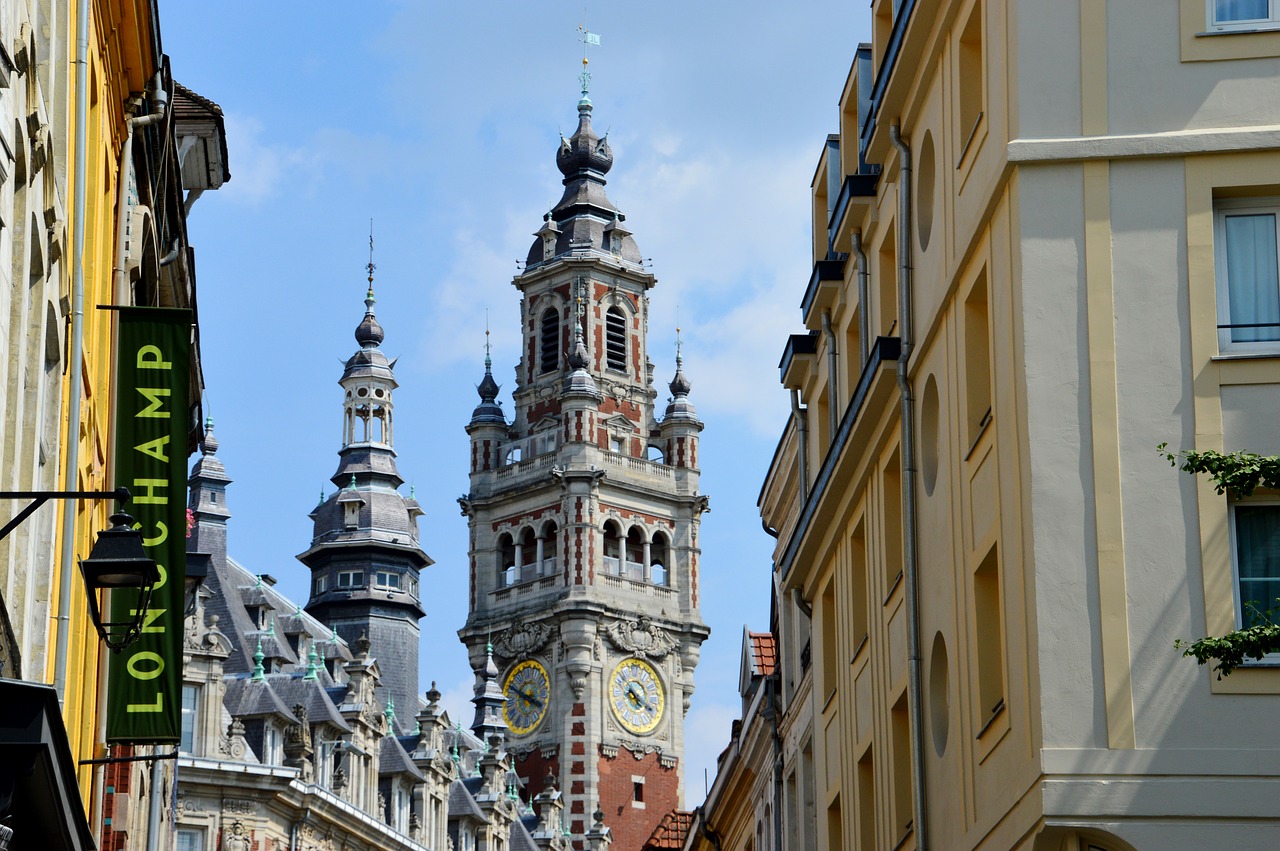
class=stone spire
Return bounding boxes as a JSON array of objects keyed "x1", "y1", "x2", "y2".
[
  {"x1": 663, "y1": 331, "x2": 699, "y2": 423},
  {"x1": 561, "y1": 276, "x2": 602, "y2": 402},
  {"x1": 470, "y1": 642, "x2": 509, "y2": 746},
  {"x1": 470, "y1": 328, "x2": 507, "y2": 427}
]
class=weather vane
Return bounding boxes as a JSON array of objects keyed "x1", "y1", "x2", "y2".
[
  {"x1": 577, "y1": 11, "x2": 600, "y2": 96},
  {"x1": 366, "y1": 219, "x2": 376, "y2": 287}
]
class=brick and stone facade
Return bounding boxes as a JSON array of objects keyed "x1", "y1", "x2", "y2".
[{"x1": 460, "y1": 81, "x2": 709, "y2": 848}]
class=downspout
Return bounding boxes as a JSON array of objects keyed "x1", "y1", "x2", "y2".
[
  {"x1": 789, "y1": 389, "x2": 809, "y2": 502},
  {"x1": 290, "y1": 807, "x2": 311, "y2": 851},
  {"x1": 145, "y1": 751, "x2": 165, "y2": 851},
  {"x1": 853, "y1": 229, "x2": 869, "y2": 369},
  {"x1": 821, "y1": 310, "x2": 838, "y2": 439},
  {"x1": 53, "y1": 0, "x2": 92, "y2": 707},
  {"x1": 769, "y1": 675, "x2": 784, "y2": 851},
  {"x1": 889, "y1": 121, "x2": 928, "y2": 850},
  {"x1": 694, "y1": 806, "x2": 722, "y2": 851}
]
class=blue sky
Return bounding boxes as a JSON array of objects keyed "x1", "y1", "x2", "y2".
[{"x1": 162, "y1": 1, "x2": 868, "y2": 803}]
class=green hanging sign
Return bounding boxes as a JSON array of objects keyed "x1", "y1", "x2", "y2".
[{"x1": 106, "y1": 307, "x2": 191, "y2": 743}]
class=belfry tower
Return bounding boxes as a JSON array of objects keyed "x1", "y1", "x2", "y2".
[
  {"x1": 459, "y1": 74, "x2": 710, "y2": 848},
  {"x1": 300, "y1": 274, "x2": 432, "y2": 727}
]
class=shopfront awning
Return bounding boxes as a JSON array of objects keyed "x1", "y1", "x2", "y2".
[{"x1": 0, "y1": 679, "x2": 96, "y2": 850}]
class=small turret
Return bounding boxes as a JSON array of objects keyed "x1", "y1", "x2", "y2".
[
  {"x1": 659, "y1": 333, "x2": 703, "y2": 469},
  {"x1": 468, "y1": 332, "x2": 510, "y2": 473}
]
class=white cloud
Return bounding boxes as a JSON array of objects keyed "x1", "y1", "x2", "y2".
[
  {"x1": 218, "y1": 114, "x2": 324, "y2": 206},
  {"x1": 435, "y1": 673, "x2": 477, "y2": 731}
]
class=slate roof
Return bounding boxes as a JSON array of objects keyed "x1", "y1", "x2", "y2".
[
  {"x1": 643, "y1": 809, "x2": 694, "y2": 850},
  {"x1": 379, "y1": 734, "x2": 425, "y2": 781},
  {"x1": 449, "y1": 778, "x2": 486, "y2": 821}
]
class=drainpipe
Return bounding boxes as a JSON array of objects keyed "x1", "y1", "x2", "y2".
[
  {"x1": 768, "y1": 675, "x2": 784, "y2": 851},
  {"x1": 853, "y1": 229, "x2": 869, "y2": 369},
  {"x1": 113, "y1": 72, "x2": 168, "y2": 304},
  {"x1": 290, "y1": 807, "x2": 311, "y2": 851},
  {"x1": 144, "y1": 749, "x2": 166, "y2": 851},
  {"x1": 789, "y1": 390, "x2": 809, "y2": 502},
  {"x1": 889, "y1": 121, "x2": 928, "y2": 850},
  {"x1": 53, "y1": 0, "x2": 93, "y2": 708},
  {"x1": 694, "y1": 806, "x2": 722, "y2": 851},
  {"x1": 821, "y1": 310, "x2": 839, "y2": 438}
]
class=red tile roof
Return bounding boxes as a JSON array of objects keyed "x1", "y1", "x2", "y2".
[
  {"x1": 749, "y1": 631, "x2": 777, "y2": 676},
  {"x1": 643, "y1": 809, "x2": 694, "y2": 850}
]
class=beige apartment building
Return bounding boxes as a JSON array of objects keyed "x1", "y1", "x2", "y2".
[{"x1": 689, "y1": 2, "x2": 1280, "y2": 850}]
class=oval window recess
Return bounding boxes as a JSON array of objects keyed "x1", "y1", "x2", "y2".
[
  {"x1": 921, "y1": 374, "x2": 940, "y2": 497},
  {"x1": 917, "y1": 130, "x2": 936, "y2": 253},
  {"x1": 929, "y1": 630, "x2": 949, "y2": 757}
]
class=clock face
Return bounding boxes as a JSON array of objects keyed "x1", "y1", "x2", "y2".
[
  {"x1": 503, "y1": 659, "x2": 550, "y2": 736},
  {"x1": 609, "y1": 657, "x2": 665, "y2": 735}
]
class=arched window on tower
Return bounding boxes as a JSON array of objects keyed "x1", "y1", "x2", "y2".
[
  {"x1": 540, "y1": 308, "x2": 560, "y2": 374},
  {"x1": 603, "y1": 521, "x2": 623, "y2": 576},
  {"x1": 519, "y1": 527, "x2": 538, "y2": 583},
  {"x1": 606, "y1": 307, "x2": 627, "y2": 372},
  {"x1": 625, "y1": 527, "x2": 645, "y2": 582},
  {"x1": 650, "y1": 531, "x2": 671, "y2": 586},
  {"x1": 498, "y1": 533, "x2": 517, "y2": 587},
  {"x1": 540, "y1": 520, "x2": 559, "y2": 577}
]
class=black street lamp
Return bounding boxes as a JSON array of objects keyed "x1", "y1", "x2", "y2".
[{"x1": 79, "y1": 511, "x2": 159, "y2": 652}]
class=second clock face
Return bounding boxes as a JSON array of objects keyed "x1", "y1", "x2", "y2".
[
  {"x1": 504, "y1": 659, "x2": 550, "y2": 736},
  {"x1": 609, "y1": 657, "x2": 665, "y2": 735}
]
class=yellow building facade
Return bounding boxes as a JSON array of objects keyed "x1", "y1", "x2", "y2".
[
  {"x1": 1, "y1": 0, "x2": 223, "y2": 847},
  {"x1": 693, "y1": 3, "x2": 1280, "y2": 850}
]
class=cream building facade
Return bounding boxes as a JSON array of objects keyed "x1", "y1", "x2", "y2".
[{"x1": 694, "y1": 2, "x2": 1280, "y2": 850}]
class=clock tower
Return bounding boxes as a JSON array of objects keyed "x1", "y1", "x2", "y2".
[{"x1": 459, "y1": 79, "x2": 710, "y2": 849}]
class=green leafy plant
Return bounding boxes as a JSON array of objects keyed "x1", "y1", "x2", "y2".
[
  {"x1": 1161, "y1": 444, "x2": 1280, "y2": 676},
  {"x1": 1158, "y1": 443, "x2": 1280, "y2": 497}
]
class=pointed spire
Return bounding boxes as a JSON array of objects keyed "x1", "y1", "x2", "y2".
[
  {"x1": 664, "y1": 323, "x2": 699, "y2": 422},
  {"x1": 470, "y1": 640, "x2": 510, "y2": 744},
  {"x1": 470, "y1": 323, "x2": 507, "y2": 427},
  {"x1": 354, "y1": 225, "x2": 385, "y2": 348},
  {"x1": 385, "y1": 692, "x2": 397, "y2": 731},
  {"x1": 304, "y1": 643, "x2": 320, "y2": 680},
  {"x1": 562, "y1": 276, "x2": 602, "y2": 401},
  {"x1": 251, "y1": 638, "x2": 266, "y2": 681},
  {"x1": 200, "y1": 414, "x2": 219, "y2": 455}
]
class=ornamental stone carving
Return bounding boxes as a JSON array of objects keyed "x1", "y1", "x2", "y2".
[
  {"x1": 603, "y1": 615, "x2": 676, "y2": 659},
  {"x1": 494, "y1": 619, "x2": 553, "y2": 659},
  {"x1": 618, "y1": 740, "x2": 664, "y2": 760}
]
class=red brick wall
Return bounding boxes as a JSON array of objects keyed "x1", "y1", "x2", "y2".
[{"x1": 597, "y1": 750, "x2": 678, "y2": 851}]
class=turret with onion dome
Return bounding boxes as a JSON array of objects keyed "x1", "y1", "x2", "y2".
[
  {"x1": 526, "y1": 69, "x2": 643, "y2": 270},
  {"x1": 467, "y1": 332, "x2": 510, "y2": 473},
  {"x1": 660, "y1": 333, "x2": 704, "y2": 470},
  {"x1": 300, "y1": 251, "x2": 431, "y2": 731}
]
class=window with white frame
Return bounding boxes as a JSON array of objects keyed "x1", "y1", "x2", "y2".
[
  {"x1": 180, "y1": 684, "x2": 200, "y2": 754},
  {"x1": 1231, "y1": 501, "x2": 1280, "y2": 632},
  {"x1": 1215, "y1": 199, "x2": 1280, "y2": 353},
  {"x1": 1208, "y1": 0, "x2": 1280, "y2": 31},
  {"x1": 176, "y1": 829, "x2": 204, "y2": 851},
  {"x1": 337, "y1": 570, "x2": 364, "y2": 588},
  {"x1": 315, "y1": 574, "x2": 328, "y2": 594},
  {"x1": 375, "y1": 570, "x2": 401, "y2": 590}
]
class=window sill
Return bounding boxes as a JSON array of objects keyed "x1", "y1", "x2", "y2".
[
  {"x1": 1198, "y1": 25, "x2": 1280, "y2": 37},
  {"x1": 1211, "y1": 350, "x2": 1280, "y2": 361}
]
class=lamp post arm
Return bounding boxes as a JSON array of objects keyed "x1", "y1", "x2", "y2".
[{"x1": 0, "y1": 488, "x2": 131, "y2": 542}]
